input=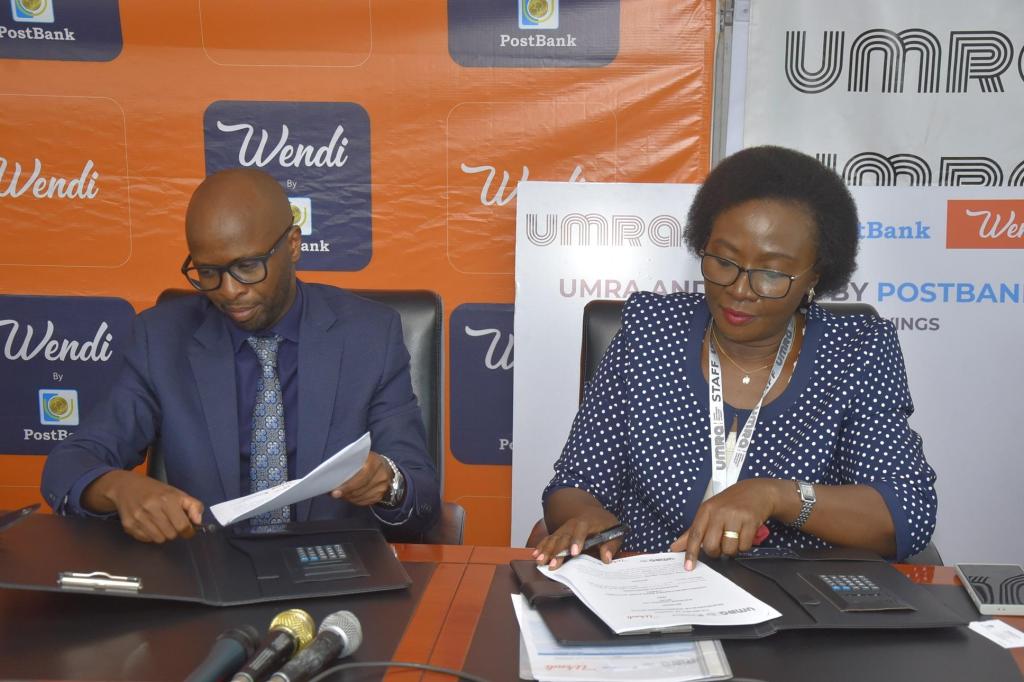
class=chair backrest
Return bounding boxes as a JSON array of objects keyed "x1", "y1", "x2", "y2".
[
  {"x1": 580, "y1": 298, "x2": 879, "y2": 398},
  {"x1": 154, "y1": 288, "x2": 444, "y2": 481}
]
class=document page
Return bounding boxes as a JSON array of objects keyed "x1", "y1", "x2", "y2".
[
  {"x1": 511, "y1": 594, "x2": 731, "y2": 681},
  {"x1": 209, "y1": 432, "x2": 371, "y2": 526},
  {"x1": 540, "y1": 553, "x2": 781, "y2": 634}
]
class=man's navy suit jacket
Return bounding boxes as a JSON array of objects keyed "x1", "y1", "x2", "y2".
[{"x1": 41, "y1": 283, "x2": 440, "y2": 538}]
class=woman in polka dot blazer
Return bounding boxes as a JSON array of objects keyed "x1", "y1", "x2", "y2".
[{"x1": 534, "y1": 146, "x2": 937, "y2": 569}]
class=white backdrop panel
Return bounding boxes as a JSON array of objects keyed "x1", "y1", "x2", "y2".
[
  {"x1": 744, "y1": 0, "x2": 1024, "y2": 184},
  {"x1": 513, "y1": 181, "x2": 1024, "y2": 564}
]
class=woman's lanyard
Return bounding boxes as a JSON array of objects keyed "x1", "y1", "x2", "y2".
[{"x1": 707, "y1": 317, "x2": 795, "y2": 495}]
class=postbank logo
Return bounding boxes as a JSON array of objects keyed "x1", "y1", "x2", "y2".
[
  {"x1": 289, "y1": 197, "x2": 313, "y2": 236},
  {"x1": 12, "y1": 0, "x2": 53, "y2": 23},
  {"x1": 449, "y1": 304, "x2": 514, "y2": 465},
  {"x1": 204, "y1": 101, "x2": 372, "y2": 271},
  {"x1": 0, "y1": 0, "x2": 121, "y2": 61},
  {"x1": 519, "y1": 0, "x2": 557, "y2": 30},
  {"x1": 446, "y1": 101, "x2": 618, "y2": 273},
  {"x1": 448, "y1": 0, "x2": 619, "y2": 67},
  {"x1": 0, "y1": 95, "x2": 131, "y2": 267},
  {"x1": 199, "y1": 0, "x2": 371, "y2": 67},
  {"x1": 946, "y1": 199, "x2": 1024, "y2": 249},
  {"x1": 39, "y1": 388, "x2": 78, "y2": 425}
]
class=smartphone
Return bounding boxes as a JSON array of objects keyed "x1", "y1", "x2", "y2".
[
  {"x1": 554, "y1": 522, "x2": 630, "y2": 558},
  {"x1": 955, "y1": 563, "x2": 1024, "y2": 616}
]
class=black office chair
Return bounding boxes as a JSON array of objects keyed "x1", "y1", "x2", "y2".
[
  {"x1": 150, "y1": 288, "x2": 465, "y2": 545},
  {"x1": 533, "y1": 298, "x2": 942, "y2": 564}
]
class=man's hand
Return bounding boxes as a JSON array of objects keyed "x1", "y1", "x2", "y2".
[
  {"x1": 83, "y1": 470, "x2": 204, "y2": 544},
  {"x1": 331, "y1": 451, "x2": 394, "y2": 506}
]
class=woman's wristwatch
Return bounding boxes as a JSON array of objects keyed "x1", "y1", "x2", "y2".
[
  {"x1": 378, "y1": 455, "x2": 406, "y2": 508},
  {"x1": 790, "y1": 480, "x2": 816, "y2": 530}
]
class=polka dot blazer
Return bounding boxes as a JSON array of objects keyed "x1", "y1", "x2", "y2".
[{"x1": 544, "y1": 292, "x2": 937, "y2": 561}]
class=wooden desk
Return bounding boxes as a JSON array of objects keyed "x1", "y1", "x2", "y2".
[
  {"x1": 1, "y1": 541, "x2": 1022, "y2": 681},
  {"x1": 391, "y1": 546, "x2": 1024, "y2": 682}
]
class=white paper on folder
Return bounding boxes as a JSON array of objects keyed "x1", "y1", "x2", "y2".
[
  {"x1": 539, "y1": 553, "x2": 781, "y2": 634},
  {"x1": 209, "y1": 432, "x2": 372, "y2": 526}
]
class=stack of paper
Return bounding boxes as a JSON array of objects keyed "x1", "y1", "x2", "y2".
[
  {"x1": 540, "y1": 553, "x2": 781, "y2": 635},
  {"x1": 511, "y1": 594, "x2": 731, "y2": 682},
  {"x1": 209, "y1": 432, "x2": 371, "y2": 526}
]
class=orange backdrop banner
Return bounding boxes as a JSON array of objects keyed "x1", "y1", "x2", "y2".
[{"x1": 0, "y1": 0, "x2": 714, "y2": 545}]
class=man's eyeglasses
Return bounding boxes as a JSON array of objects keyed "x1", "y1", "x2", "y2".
[
  {"x1": 181, "y1": 223, "x2": 295, "y2": 292},
  {"x1": 699, "y1": 250, "x2": 814, "y2": 300}
]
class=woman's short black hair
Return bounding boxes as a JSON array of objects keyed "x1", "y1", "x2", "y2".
[{"x1": 684, "y1": 145, "x2": 859, "y2": 297}]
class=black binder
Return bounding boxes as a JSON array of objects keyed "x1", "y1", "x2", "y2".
[
  {"x1": 512, "y1": 548, "x2": 966, "y2": 645},
  {"x1": 0, "y1": 513, "x2": 410, "y2": 605}
]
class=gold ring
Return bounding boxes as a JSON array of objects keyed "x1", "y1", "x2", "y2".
[{"x1": 722, "y1": 530, "x2": 740, "y2": 540}]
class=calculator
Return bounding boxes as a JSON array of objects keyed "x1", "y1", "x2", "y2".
[
  {"x1": 800, "y1": 572, "x2": 916, "y2": 612},
  {"x1": 284, "y1": 542, "x2": 367, "y2": 583}
]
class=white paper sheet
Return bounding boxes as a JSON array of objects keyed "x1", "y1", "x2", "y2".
[
  {"x1": 969, "y1": 620, "x2": 1024, "y2": 649},
  {"x1": 540, "y1": 553, "x2": 781, "y2": 634},
  {"x1": 209, "y1": 432, "x2": 371, "y2": 526},
  {"x1": 511, "y1": 594, "x2": 732, "y2": 681}
]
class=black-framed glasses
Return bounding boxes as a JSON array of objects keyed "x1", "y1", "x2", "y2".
[
  {"x1": 181, "y1": 222, "x2": 295, "y2": 292},
  {"x1": 699, "y1": 250, "x2": 814, "y2": 300}
]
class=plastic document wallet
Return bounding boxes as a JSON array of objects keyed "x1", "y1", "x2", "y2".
[
  {"x1": 512, "y1": 548, "x2": 965, "y2": 645},
  {"x1": 0, "y1": 513, "x2": 411, "y2": 605}
]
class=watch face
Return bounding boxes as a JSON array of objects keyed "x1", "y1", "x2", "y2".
[{"x1": 798, "y1": 482, "x2": 815, "y2": 501}]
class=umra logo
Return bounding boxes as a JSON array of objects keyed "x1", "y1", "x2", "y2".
[
  {"x1": 785, "y1": 29, "x2": 1022, "y2": 94},
  {"x1": 815, "y1": 152, "x2": 1024, "y2": 188}
]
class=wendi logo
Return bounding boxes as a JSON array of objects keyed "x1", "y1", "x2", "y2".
[
  {"x1": 445, "y1": 101, "x2": 618, "y2": 273},
  {"x1": 0, "y1": 94, "x2": 131, "y2": 268},
  {"x1": 449, "y1": 304, "x2": 514, "y2": 465},
  {"x1": 204, "y1": 101, "x2": 373, "y2": 271},
  {"x1": 946, "y1": 199, "x2": 1024, "y2": 249}
]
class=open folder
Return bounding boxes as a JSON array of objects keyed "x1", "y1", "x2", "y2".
[
  {"x1": 0, "y1": 513, "x2": 410, "y2": 606},
  {"x1": 512, "y1": 548, "x2": 966, "y2": 645}
]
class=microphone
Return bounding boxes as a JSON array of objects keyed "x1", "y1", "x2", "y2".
[
  {"x1": 268, "y1": 611, "x2": 363, "y2": 682},
  {"x1": 184, "y1": 625, "x2": 261, "y2": 682},
  {"x1": 231, "y1": 609, "x2": 316, "y2": 682}
]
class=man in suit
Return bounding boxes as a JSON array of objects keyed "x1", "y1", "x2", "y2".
[{"x1": 41, "y1": 168, "x2": 439, "y2": 542}]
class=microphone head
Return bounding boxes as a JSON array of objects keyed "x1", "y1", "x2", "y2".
[
  {"x1": 269, "y1": 609, "x2": 316, "y2": 651},
  {"x1": 319, "y1": 611, "x2": 363, "y2": 658},
  {"x1": 220, "y1": 625, "x2": 261, "y2": 656}
]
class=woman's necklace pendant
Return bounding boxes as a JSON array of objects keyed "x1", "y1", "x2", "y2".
[{"x1": 741, "y1": 375, "x2": 751, "y2": 385}]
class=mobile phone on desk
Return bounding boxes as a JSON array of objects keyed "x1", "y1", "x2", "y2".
[
  {"x1": 554, "y1": 522, "x2": 630, "y2": 558},
  {"x1": 955, "y1": 563, "x2": 1024, "y2": 616}
]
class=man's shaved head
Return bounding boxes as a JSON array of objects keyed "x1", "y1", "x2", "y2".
[
  {"x1": 183, "y1": 168, "x2": 301, "y2": 332},
  {"x1": 186, "y1": 168, "x2": 293, "y2": 251}
]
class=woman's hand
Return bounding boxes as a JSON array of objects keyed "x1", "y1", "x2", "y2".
[
  {"x1": 670, "y1": 478, "x2": 785, "y2": 570},
  {"x1": 533, "y1": 507, "x2": 623, "y2": 570}
]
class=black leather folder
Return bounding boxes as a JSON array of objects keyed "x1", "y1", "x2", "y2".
[
  {"x1": 0, "y1": 513, "x2": 410, "y2": 605},
  {"x1": 512, "y1": 548, "x2": 966, "y2": 645}
]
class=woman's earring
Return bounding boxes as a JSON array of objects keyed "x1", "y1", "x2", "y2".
[{"x1": 807, "y1": 287, "x2": 816, "y2": 304}]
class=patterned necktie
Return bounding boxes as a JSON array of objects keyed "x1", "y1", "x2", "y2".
[{"x1": 246, "y1": 335, "x2": 290, "y2": 527}]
